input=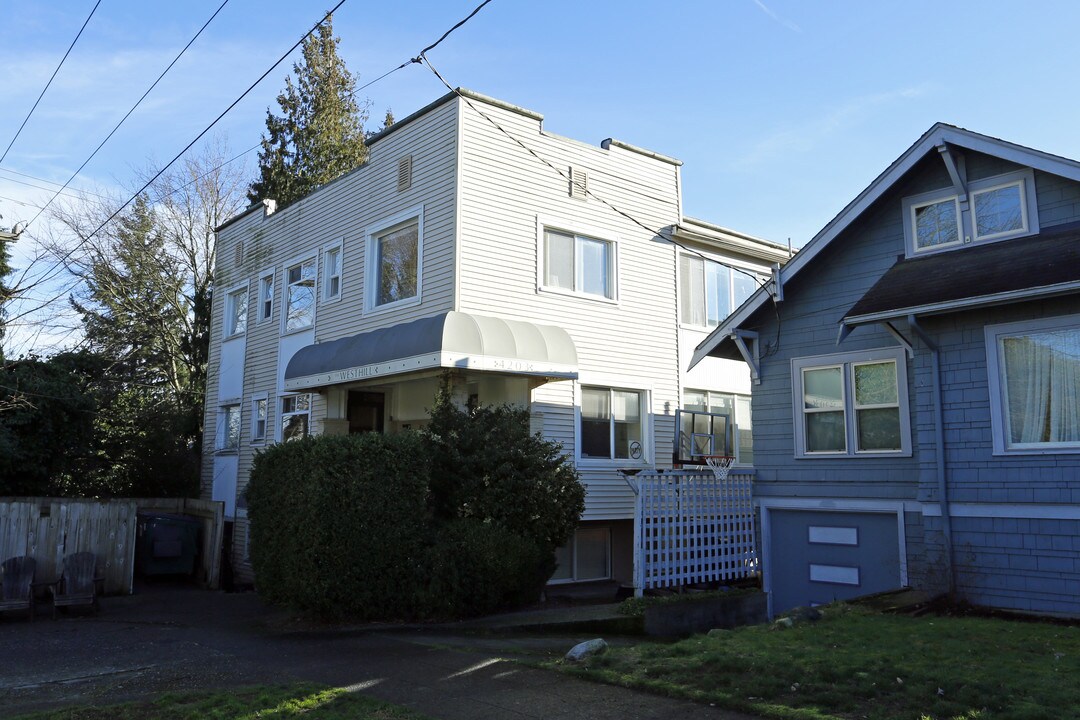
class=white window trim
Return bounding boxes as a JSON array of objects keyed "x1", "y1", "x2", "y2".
[
  {"x1": 902, "y1": 169, "x2": 1038, "y2": 258},
  {"x1": 215, "y1": 401, "x2": 242, "y2": 453},
  {"x1": 575, "y1": 382, "x2": 651, "y2": 466},
  {"x1": 905, "y1": 193, "x2": 963, "y2": 254},
  {"x1": 256, "y1": 267, "x2": 275, "y2": 324},
  {"x1": 791, "y1": 347, "x2": 911, "y2": 459},
  {"x1": 223, "y1": 282, "x2": 248, "y2": 339},
  {"x1": 681, "y1": 388, "x2": 754, "y2": 466},
  {"x1": 985, "y1": 313, "x2": 1080, "y2": 455},
  {"x1": 281, "y1": 254, "x2": 317, "y2": 335},
  {"x1": 250, "y1": 392, "x2": 269, "y2": 444},
  {"x1": 322, "y1": 239, "x2": 344, "y2": 303},
  {"x1": 277, "y1": 392, "x2": 312, "y2": 443},
  {"x1": 971, "y1": 177, "x2": 1031, "y2": 242},
  {"x1": 536, "y1": 216, "x2": 620, "y2": 305},
  {"x1": 365, "y1": 205, "x2": 424, "y2": 315},
  {"x1": 678, "y1": 253, "x2": 766, "y2": 331}
]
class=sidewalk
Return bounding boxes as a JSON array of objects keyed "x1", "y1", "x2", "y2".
[{"x1": 0, "y1": 584, "x2": 756, "y2": 719}]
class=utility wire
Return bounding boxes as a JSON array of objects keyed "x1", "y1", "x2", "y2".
[
  {"x1": 25, "y1": 0, "x2": 232, "y2": 230},
  {"x1": 8, "y1": 0, "x2": 488, "y2": 327},
  {"x1": 420, "y1": 53, "x2": 770, "y2": 291},
  {"x1": 0, "y1": 0, "x2": 102, "y2": 166},
  {"x1": 0, "y1": 172, "x2": 108, "y2": 201},
  {"x1": 6, "y1": 1, "x2": 350, "y2": 320}
]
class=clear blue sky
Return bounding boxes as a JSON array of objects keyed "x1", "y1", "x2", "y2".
[{"x1": 3, "y1": 0, "x2": 1079, "y2": 250}]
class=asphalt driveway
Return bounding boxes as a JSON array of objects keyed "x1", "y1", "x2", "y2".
[{"x1": 0, "y1": 583, "x2": 753, "y2": 719}]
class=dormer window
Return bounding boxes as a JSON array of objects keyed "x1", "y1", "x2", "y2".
[{"x1": 903, "y1": 169, "x2": 1037, "y2": 257}]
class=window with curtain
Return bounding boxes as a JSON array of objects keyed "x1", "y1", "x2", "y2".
[{"x1": 990, "y1": 320, "x2": 1080, "y2": 450}]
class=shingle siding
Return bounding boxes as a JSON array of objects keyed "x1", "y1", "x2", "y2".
[{"x1": 749, "y1": 146, "x2": 1080, "y2": 615}]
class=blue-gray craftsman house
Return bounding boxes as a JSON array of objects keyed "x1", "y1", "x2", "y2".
[{"x1": 692, "y1": 124, "x2": 1080, "y2": 617}]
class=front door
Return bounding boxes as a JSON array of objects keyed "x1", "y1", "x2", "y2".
[{"x1": 348, "y1": 391, "x2": 385, "y2": 434}]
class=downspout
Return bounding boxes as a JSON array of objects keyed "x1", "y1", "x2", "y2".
[{"x1": 906, "y1": 315, "x2": 956, "y2": 599}]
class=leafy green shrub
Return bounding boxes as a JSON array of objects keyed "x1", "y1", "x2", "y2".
[
  {"x1": 246, "y1": 392, "x2": 586, "y2": 621},
  {"x1": 246, "y1": 432, "x2": 430, "y2": 620},
  {"x1": 424, "y1": 397, "x2": 585, "y2": 556},
  {"x1": 419, "y1": 519, "x2": 551, "y2": 619}
]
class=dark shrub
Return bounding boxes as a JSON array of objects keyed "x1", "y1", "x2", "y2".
[
  {"x1": 246, "y1": 392, "x2": 585, "y2": 621},
  {"x1": 246, "y1": 431, "x2": 430, "y2": 619},
  {"x1": 419, "y1": 519, "x2": 551, "y2": 619},
  {"x1": 424, "y1": 396, "x2": 585, "y2": 557}
]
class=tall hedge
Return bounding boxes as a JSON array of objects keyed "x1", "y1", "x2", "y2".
[
  {"x1": 245, "y1": 398, "x2": 585, "y2": 621},
  {"x1": 246, "y1": 432, "x2": 430, "y2": 619}
]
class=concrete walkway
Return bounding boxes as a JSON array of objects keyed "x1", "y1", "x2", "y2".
[{"x1": 0, "y1": 584, "x2": 755, "y2": 719}]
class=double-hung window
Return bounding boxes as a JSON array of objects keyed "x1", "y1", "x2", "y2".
[
  {"x1": 903, "y1": 169, "x2": 1037, "y2": 256},
  {"x1": 257, "y1": 272, "x2": 274, "y2": 323},
  {"x1": 792, "y1": 348, "x2": 910, "y2": 457},
  {"x1": 986, "y1": 315, "x2": 1080, "y2": 454},
  {"x1": 225, "y1": 287, "x2": 247, "y2": 337},
  {"x1": 323, "y1": 243, "x2": 342, "y2": 301},
  {"x1": 680, "y1": 254, "x2": 760, "y2": 327},
  {"x1": 216, "y1": 403, "x2": 241, "y2": 451},
  {"x1": 367, "y1": 209, "x2": 422, "y2": 311},
  {"x1": 251, "y1": 396, "x2": 268, "y2": 443},
  {"x1": 543, "y1": 229, "x2": 616, "y2": 301},
  {"x1": 284, "y1": 259, "x2": 316, "y2": 332},
  {"x1": 580, "y1": 387, "x2": 644, "y2": 460},
  {"x1": 281, "y1": 394, "x2": 311, "y2": 441}
]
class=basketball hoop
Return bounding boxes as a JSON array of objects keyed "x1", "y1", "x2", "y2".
[{"x1": 702, "y1": 455, "x2": 734, "y2": 481}]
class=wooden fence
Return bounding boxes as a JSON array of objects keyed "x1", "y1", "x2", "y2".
[
  {"x1": 629, "y1": 470, "x2": 758, "y2": 593},
  {"x1": 0, "y1": 497, "x2": 225, "y2": 595}
]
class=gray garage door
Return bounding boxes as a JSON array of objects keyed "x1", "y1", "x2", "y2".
[{"x1": 768, "y1": 509, "x2": 903, "y2": 614}]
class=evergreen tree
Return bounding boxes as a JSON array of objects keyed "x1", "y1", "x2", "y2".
[{"x1": 248, "y1": 16, "x2": 369, "y2": 207}]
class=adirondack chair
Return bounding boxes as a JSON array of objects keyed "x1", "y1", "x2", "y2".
[
  {"x1": 49, "y1": 552, "x2": 103, "y2": 618},
  {"x1": 0, "y1": 556, "x2": 36, "y2": 620}
]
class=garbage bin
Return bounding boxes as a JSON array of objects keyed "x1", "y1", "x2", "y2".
[{"x1": 135, "y1": 513, "x2": 201, "y2": 577}]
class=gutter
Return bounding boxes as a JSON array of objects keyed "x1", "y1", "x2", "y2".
[{"x1": 906, "y1": 315, "x2": 957, "y2": 599}]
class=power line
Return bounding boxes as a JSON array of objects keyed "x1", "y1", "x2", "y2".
[
  {"x1": 5, "y1": 1, "x2": 350, "y2": 324},
  {"x1": 420, "y1": 54, "x2": 769, "y2": 291},
  {"x1": 0, "y1": 0, "x2": 102, "y2": 166},
  {"x1": 0, "y1": 172, "x2": 107, "y2": 201},
  {"x1": 25, "y1": 0, "x2": 232, "y2": 230}
]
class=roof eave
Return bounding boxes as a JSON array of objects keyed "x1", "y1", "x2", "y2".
[{"x1": 844, "y1": 280, "x2": 1080, "y2": 327}]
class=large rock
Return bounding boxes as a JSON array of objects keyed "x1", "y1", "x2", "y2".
[{"x1": 565, "y1": 638, "x2": 608, "y2": 662}]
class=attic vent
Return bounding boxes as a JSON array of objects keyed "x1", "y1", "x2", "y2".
[
  {"x1": 397, "y1": 155, "x2": 413, "y2": 192},
  {"x1": 569, "y1": 167, "x2": 588, "y2": 200},
  {"x1": 234, "y1": 240, "x2": 244, "y2": 267}
]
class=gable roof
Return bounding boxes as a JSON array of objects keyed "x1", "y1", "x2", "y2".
[{"x1": 689, "y1": 123, "x2": 1080, "y2": 369}]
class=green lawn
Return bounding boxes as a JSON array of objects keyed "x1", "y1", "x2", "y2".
[
  {"x1": 12, "y1": 683, "x2": 431, "y2": 720},
  {"x1": 554, "y1": 605, "x2": 1080, "y2": 720}
]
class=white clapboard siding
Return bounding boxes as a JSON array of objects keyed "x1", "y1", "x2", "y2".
[
  {"x1": 456, "y1": 97, "x2": 682, "y2": 521},
  {"x1": 632, "y1": 470, "x2": 758, "y2": 591},
  {"x1": 206, "y1": 98, "x2": 462, "y2": 527}
]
